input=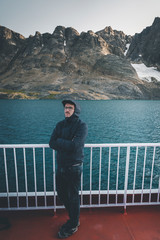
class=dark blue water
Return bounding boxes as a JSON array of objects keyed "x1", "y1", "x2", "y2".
[
  {"x1": 1, "y1": 100, "x2": 160, "y2": 192},
  {"x1": 1, "y1": 99, "x2": 160, "y2": 144}
]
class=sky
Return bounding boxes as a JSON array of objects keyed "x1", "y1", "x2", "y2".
[{"x1": 0, "y1": 0, "x2": 160, "y2": 38}]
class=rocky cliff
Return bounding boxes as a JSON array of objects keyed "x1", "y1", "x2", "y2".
[
  {"x1": 127, "y1": 17, "x2": 160, "y2": 69},
  {"x1": 0, "y1": 17, "x2": 160, "y2": 100}
]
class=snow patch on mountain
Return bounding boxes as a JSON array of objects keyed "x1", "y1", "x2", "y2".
[{"x1": 131, "y1": 63, "x2": 160, "y2": 82}]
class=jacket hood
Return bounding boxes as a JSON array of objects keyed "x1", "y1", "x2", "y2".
[{"x1": 62, "y1": 99, "x2": 81, "y2": 117}]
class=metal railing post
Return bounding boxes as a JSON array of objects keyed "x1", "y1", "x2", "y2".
[
  {"x1": 43, "y1": 147, "x2": 47, "y2": 207},
  {"x1": 23, "y1": 148, "x2": 28, "y2": 208},
  {"x1": 89, "y1": 147, "x2": 93, "y2": 206},
  {"x1": 53, "y1": 150, "x2": 56, "y2": 213},
  {"x1": 107, "y1": 147, "x2": 111, "y2": 205},
  {"x1": 13, "y1": 147, "x2": 19, "y2": 208},
  {"x1": 33, "y1": 147, "x2": 38, "y2": 208},
  {"x1": 124, "y1": 146, "x2": 130, "y2": 214},
  {"x1": 149, "y1": 146, "x2": 156, "y2": 203},
  {"x1": 98, "y1": 147, "x2": 102, "y2": 205},
  {"x1": 116, "y1": 146, "x2": 120, "y2": 205},
  {"x1": 3, "y1": 148, "x2": 10, "y2": 208}
]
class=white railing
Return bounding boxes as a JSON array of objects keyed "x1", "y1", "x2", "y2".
[{"x1": 0, "y1": 143, "x2": 160, "y2": 212}]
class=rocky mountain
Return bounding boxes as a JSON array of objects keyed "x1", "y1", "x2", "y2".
[
  {"x1": 0, "y1": 17, "x2": 160, "y2": 100},
  {"x1": 0, "y1": 26, "x2": 25, "y2": 74},
  {"x1": 127, "y1": 17, "x2": 160, "y2": 70}
]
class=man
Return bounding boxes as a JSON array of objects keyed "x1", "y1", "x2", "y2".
[{"x1": 49, "y1": 99, "x2": 88, "y2": 238}]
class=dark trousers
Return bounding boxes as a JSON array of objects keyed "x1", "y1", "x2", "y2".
[{"x1": 56, "y1": 165, "x2": 82, "y2": 227}]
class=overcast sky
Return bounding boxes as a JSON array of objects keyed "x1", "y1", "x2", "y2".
[{"x1": 0, "y1": 0, "x2": 160, "y2": 38}]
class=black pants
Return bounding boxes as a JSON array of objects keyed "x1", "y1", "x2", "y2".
[{"x1": 56, "y1": 165, "x2": 82, "y2": 227}]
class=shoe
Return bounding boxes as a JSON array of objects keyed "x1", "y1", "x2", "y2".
[
  {"x1": 60, "y1": 220, "x2": 80, "y2": 232},
  {"x1": 58, "y1": 225, "x2": 78, "y2": 239},
  {"x1": 58, "y1": 220, "x2": 80, "y2": 239},
  {"x1": 59, "y1": 220, "x2": 71, "y2": 232}
]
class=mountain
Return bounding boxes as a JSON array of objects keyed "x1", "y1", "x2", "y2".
[
  {"x1": 0, "y1": 17, "x2": 160, "y2": 100},
  {"x1": 126, "y1": 17, "x2": 160, "y2": 69}
]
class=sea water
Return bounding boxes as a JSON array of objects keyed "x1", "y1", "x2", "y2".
[
  {"x1": 1, "y1": 99, "x2": 160, "y2": 144},
  {"x1": 1, "y1": 100, "x2": 160, "y2": 192}
]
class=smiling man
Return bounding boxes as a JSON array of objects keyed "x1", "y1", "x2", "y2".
[{"x1": 49, "y1": 99, "x2": 88, "y2": 238}]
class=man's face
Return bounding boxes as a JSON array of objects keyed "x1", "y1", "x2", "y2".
[{"x1": 64, "y1": 103, "x2": 75, "y2": 118}]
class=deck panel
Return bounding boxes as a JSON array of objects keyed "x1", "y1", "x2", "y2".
[{"x1": 0, "y1": 206, "x2": 160, "y2": 240}]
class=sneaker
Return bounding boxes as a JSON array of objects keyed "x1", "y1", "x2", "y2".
[
  {"x1": 59, "y1": 220, "x2": 71, "y2": 232},
  {"x1": 58, "y1": 225, "x2": 78, "y2": 239},
  {"x1": 60, "y1": 220, "x2": 80, "y2": 232}
]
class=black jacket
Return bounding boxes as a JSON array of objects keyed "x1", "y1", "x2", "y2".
[{"x1": 49, "y1": 100, "x2": 88, "y2": 168}]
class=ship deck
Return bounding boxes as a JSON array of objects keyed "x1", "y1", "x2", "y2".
[{"x1": 1, "y1": 205, "x2": 160, "y2": 240}]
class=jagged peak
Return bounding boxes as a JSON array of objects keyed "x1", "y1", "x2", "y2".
[
  {"x1": 104, "y1": 26, "x2": 114, "y2": 34},
  {"x1": 95, "y1": 26, "x2": 114, "y2": 35},
  {"x1": 53, "y1": 26, "x2": 65, "y2": 34},
  {"x1": 80, "y1": 30, "x2": 98, "y2": 38},
  {"x1": 153, "y1": 17, "x2": 160, "y2": 25},
  {"x1": 0, "y1": 25, "x2": 25, "y2": 40},
  {"x1": 35, "y1": 31, "x2": 41, "y2": 36},
  {"x1": 136, "y1": 17, "x2": 160, "y2": 37},
  {"x1": 87, "y1": 30, "x2": 97, "y2": 36},
  {"x1": 65, "y1": 27, "x2": 79, "y2": 36},
  {"x1": 96, "y1": 26, "x2": 127, "y2": 38},
  {"x1": 29, "y1": 35, "x2": 34, "y2": 38}
]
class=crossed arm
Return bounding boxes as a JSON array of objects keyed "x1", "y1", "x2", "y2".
[{"x1": 49, "y1": 123, "x2": 88, "y2": 152}]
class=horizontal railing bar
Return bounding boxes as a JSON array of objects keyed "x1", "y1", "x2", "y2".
[
  {"x1": 81, "y1": 202, "x2": 160, "y2": 207},
  {"x1": 0, "y1": 189, "x2": 159, "y2": 197},
  {"x1": 1, "y1": 201, "x2": 160, "y2": 212},
  {"x1": 0, "y1": 144, "x2": 49, "y2": 148},
  {"x1": 85, "y1": 143, "x2": 160, "y2": 147},
  {"x1": 1, "y1": 142, "x2": 160, "y2": 149},
  {"x1": 0, "y1": 206, "x2": 58, "y2": 211}
]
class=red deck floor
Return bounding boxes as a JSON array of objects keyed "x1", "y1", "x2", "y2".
[{"x1": 0, "y1": 206, "x2": 160, "y2": 240}]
